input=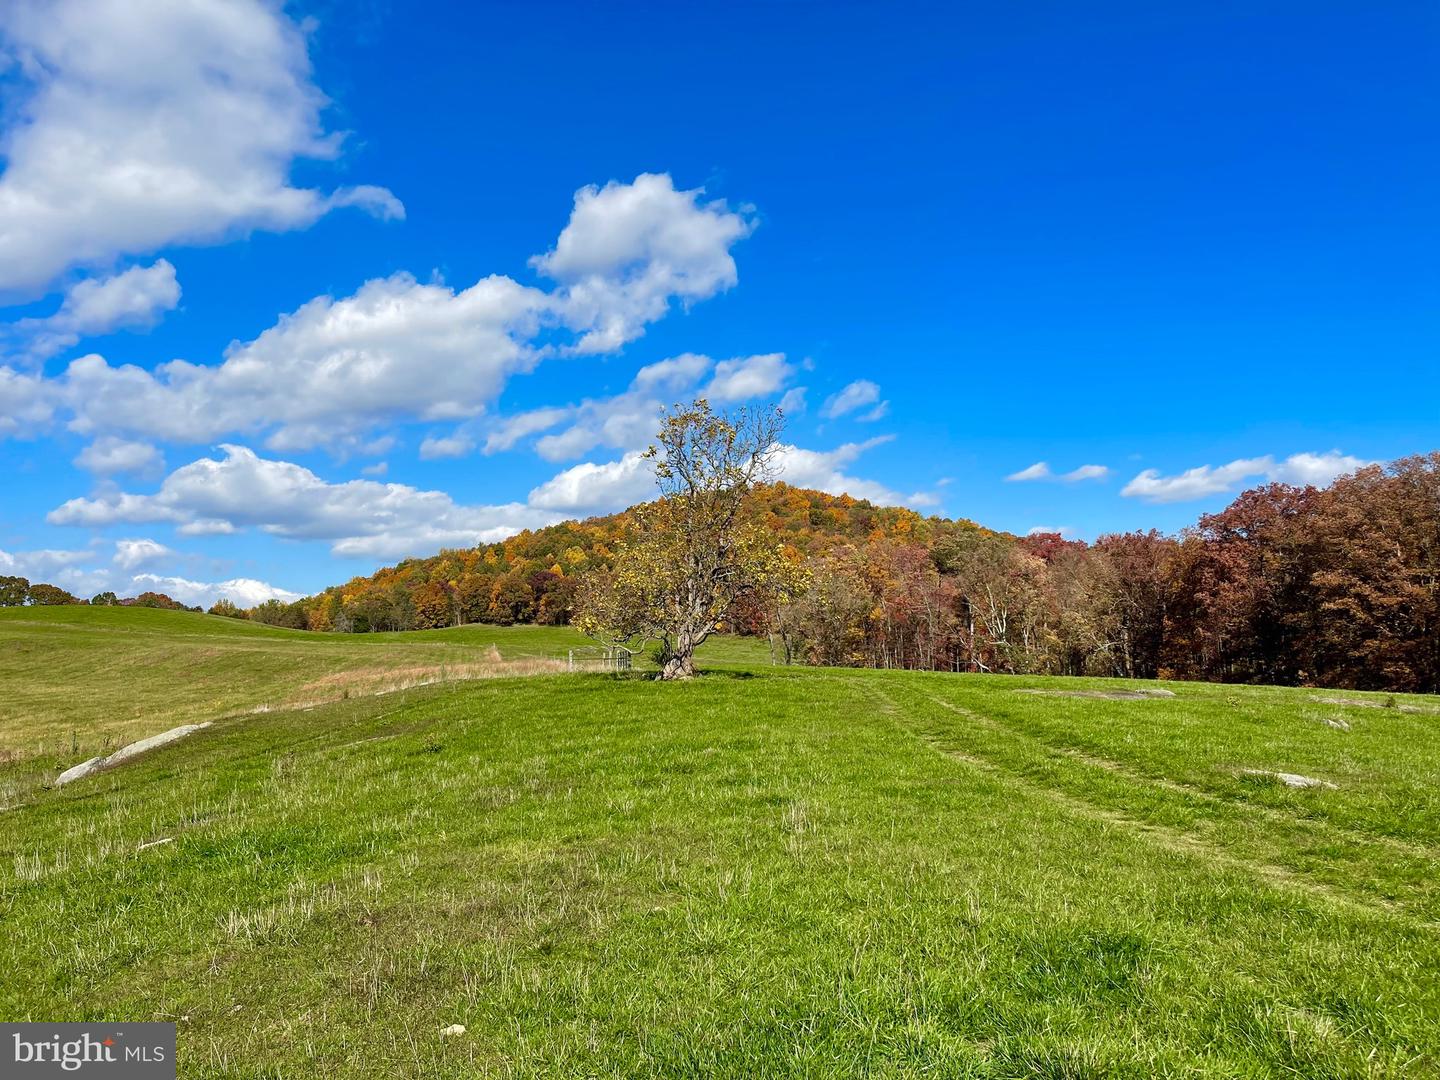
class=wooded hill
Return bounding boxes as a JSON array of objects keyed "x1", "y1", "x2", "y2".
[{"x1": 272, "y1": 483, "x2": 997, "y2": 635}]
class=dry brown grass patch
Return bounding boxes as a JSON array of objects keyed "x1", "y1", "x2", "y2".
[{"x1": 286, "y1": 652, "x2": 568, "y2": 708}]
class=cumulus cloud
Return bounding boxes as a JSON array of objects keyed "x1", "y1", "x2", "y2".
[
  {"x1": 0, "y1": 0, "x2": 401, "y2": 295},
  {"x1": 821, "y1": 379, "x2": 884, "y2": 420},
  {"x1": 0, "y1": 546, "x2": 93, "y2": 578},
  {"x1": 1027, "y1": 525, "x2": 1077, "y2": 538},
  {"x1": 131, "y1": 573, "x2": 303, "y2": 608},
  {"x1": 1006, "y1": 461, "x2": 1051, "y2": 482},
  {"x1": 483, "y1": 407, "x2": 574, "y2": 455},
  {"x1": 1121, "y1": 450, "x2": 1372, "y2": 503},
  {"x1": 47, "y1": 444, "x2": 572, "y2": 559},
  {"x1": 60, "y1": 272, "x2": 547, "y2": 450},
  {"x1": 73, "y1": 435, "x2": 163, "y2": 477},
  {"x1": 1271, "y1": 451, "x2": 1372, "y2": 487},
  {"x1": 778, "y1": 387, "x2": 807, "y2": 416},
  {"x1": 5, "y1": 175, "x2": 754, "y2": 452},
  {"x1": 774, "y1": 436, "x2": 932, "y2": 508},
  {"x1": 527, "y1": 451, "x2": 657, "y2": 514},
  {"x1": 630, "y1": 353, "x2": 711, "y2": 393},
  {"x1": 1007, "y1": 461, "x2": 1111, "y2": 484},
  {"x1": 9, "y1": 261, "x2": 181, "y2": 361},
  {"x1": 419, "y1": 433, "x2": 476, "y2": 460},
  {"x1": 531, "y1": 173, "x2": 754, "y2": 354},
  {"x1": 0, "y1": 364, "x2": 54, "y2": 435},
  {"x1": 113, "y1": 537, "x2": 173, "y2": 571},
  {"x1": 498, "y1": 352, "x2": 792, "y2": 463},
  {"x1": 704, "y1": 353, "x2": 794, "y2": 402}
]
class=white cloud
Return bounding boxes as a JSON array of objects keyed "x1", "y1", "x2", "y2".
[
  {"x1": 527, "y1": 451, "x2": 657, "y2": 514},
  {"x1": 1271, "y1": 451, "x2": 1371, "y2": 487},
  {"x1": 1006, "y1": 461, "x2": 1051, "y2": 482},
  {"x1": 1121, "y1": 457, "x2": 1274, "y2": 503},
  {"x1": 507, "y1": 352, "x2": 789, "y2": 463},
  {"x1": 10, "y1": 261, "x2": 181, "y2": 361},
  {"x1": 1006, "y1": 461, "x2": 1110, "y2": 484},
  {"x1": 778, "y1": 387, "x2": 807, "y2": 416},
  {"x1": 73, "y1": 435, "x2": 163, "y2": 476},
  {"x1": 0, "y1": 0, "x2": 401, "y2": 295},
  {"x1": 483, "y1": 407, "x2": 573, "y2": 455},
  {"x1": 10, "y1": 175, "x2": 753, "y2": 452},
  {"x1": 47, "y1": 444, "x2": 565, "y2": 559},
  {"x1": 0, "y1": 546, "x2": 93, "y2": 578},
  {"x1": 176, "y1": 519, "x2": 236, "y2": 537},
  {"x1": 1121, "y1": 450, "x2": 1372, "y2": 504},
  {"x1": 419, "y1": 433, "x2": 475, "y2": 460},
  {"x1": 821, "y1": 379, "x2": 882, "y2": 420},
  {"x1": 132, "y1": 573, "x2": 302, "y2": 608},
  {"x1": 531, "y1": 173, "x2": 754, "y2": 354},
  {"x1": 1027, "y1": 525, "x2": 1076, "y2": 538},
  {"x1": 704, "y1": 353, "x2": 794, "y2": 402},
  {"x1": 360, "y1": 461, "x2": 389, "y2": 478},
  {"x1": 631, "y1": 353, "x2": 711, "y2": 393},
  {"x1": 113, "y1": 537, "x2": 173, "y2": 571},
  {"x1": 61, "y1": 271, "x2": 547, "y2": 450},
  {"x1": 774, "y1": 436, "x2": 929, "y2": 508},
  {"x1": 0, "y1": 364, "x2": 54, "y2": 435}
]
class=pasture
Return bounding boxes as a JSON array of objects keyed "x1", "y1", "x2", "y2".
[{"x1": 1, "y1": 608, "x2": 1437, "y2": 1077}]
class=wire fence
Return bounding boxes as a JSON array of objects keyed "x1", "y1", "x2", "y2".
[{"x1": 567, "y1": 645, "x2": 636, "y2": 673}]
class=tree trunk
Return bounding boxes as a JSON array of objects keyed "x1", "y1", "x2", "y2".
[{"x1": 661, "y1": 652, "x2": 695, "y2": 680}]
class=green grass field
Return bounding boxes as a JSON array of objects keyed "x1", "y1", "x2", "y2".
[{"x1": 2, "y1": 608, "x2": 1438, "y2": 1077}]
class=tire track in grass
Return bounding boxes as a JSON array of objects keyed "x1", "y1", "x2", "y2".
[
  {"x1": 856, "y1": 679, "x2": 1440, "y2": 930},
  {"x1": 939, "y1": 689, "x2": 1437, "y2": 863}
]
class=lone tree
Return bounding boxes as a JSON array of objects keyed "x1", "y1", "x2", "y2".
[{"x1": 575, "y1": 398, "x2": 795, "y2": 679}]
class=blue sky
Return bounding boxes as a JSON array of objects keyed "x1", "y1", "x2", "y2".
[{"x1": 1, "y1": 0, "x2": 1435, "y2": 606}]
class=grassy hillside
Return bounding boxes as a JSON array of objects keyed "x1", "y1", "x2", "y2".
[
  {"x1": 2, "y1": 608, "x2": 1438, "y2": 1076},
  {"x1": 0, "y1": 606, "x2": 768, "y2": 791}
]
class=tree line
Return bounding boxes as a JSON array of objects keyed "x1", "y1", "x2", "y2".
[
  {"x1": 0, "y1": 581, "x2": 197, "y2": 611},
  {"x1": 769, "y1": 453, "x2": 1439, "y2": 692}
]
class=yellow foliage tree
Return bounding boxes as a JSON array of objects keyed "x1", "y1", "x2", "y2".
[{"x1": 574, "y1": 398, "x2": 800, "y2": 679}]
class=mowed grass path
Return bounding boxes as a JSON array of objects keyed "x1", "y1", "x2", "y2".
[{"x1": 2, "y1": 611, "x2": 1438, "y2": 1076}]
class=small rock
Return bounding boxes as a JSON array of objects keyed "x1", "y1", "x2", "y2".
[
  {"x1": 441, "y1": 1024, "x2": 466, "y2": 1038},
  {"x1": 1241, "y1": 768, "x2": 1336, "y2": 790}
]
